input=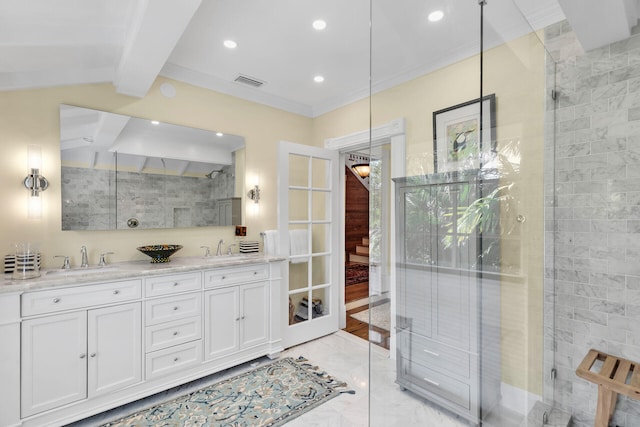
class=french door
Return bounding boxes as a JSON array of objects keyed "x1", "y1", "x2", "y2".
[{"x1": 278, "y1": 141, "x2": 340, "y2": 348}]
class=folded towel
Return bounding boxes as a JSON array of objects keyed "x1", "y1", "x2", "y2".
[
  {"x1": 262, "y1": 230, "x2": 278, "y2": 255},
  {"x1": 289, "y1": 229, "x2": 308, "y2": 264}
]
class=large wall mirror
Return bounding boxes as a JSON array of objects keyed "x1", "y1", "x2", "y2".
[{"x1": 59, "y1": 104, "x2": 245, "y2": 230}]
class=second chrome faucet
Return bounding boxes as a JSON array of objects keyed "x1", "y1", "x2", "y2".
[{"x1": 80, "y1": 245, "x2": 89, "y2": 268}]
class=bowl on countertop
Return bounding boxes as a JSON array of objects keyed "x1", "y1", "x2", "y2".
[{"x1": 136, "y1": 244, "x2": 183, "y2": 263}]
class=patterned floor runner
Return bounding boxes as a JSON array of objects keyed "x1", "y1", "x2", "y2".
[
  {"x1": 345, "y1": 263, "x2": 368, "y2": 286},
  {"x1": 102, "y1": 356, "x2": 351, "y2": 427}
]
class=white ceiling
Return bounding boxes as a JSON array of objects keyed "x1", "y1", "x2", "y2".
[{"x1": 1, "y1": 0, "x2": 638, "y2": 118}]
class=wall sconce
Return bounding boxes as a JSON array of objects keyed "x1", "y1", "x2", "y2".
[
  {"x1": 23, "y1": 145, "x2": 49, "y2": 219},
  {"x1": 247, "y1": 184, "x2": 260, "y2": 204},
  {"x1": 351, "y1": 163, "x2": 370, "y2": 178}
]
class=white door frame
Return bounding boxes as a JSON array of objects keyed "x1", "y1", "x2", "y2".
[{"x1": 324, "y1": 118, "x2": 406, "y2": 351}]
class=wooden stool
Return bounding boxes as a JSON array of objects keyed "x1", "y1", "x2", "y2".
[{"x1": 576, "y1": 349, "x2": 640, "y2": 427}]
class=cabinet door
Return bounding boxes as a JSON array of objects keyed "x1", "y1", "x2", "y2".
[
  {"x1": 87, "y1": 303, "x2": 142, "y2": 396},
  {"x1": 239, "y1": 281, "x2": 269, "y2": 348},
  {"x1": 432, "y1": 272, "x2": 472, "y2": 351},
  {"x1": 204, "y1": 287, "x2": 239, "y2": 360},
  {"x1": 21, "y1": 311, "x2": 87, "y2": 417}
]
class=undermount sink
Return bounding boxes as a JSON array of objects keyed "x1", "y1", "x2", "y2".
[
  {"x1": 202, "y1": 254, "x2": 259, "y2": 262},
  {"x1": 44, "y1": 265, "x2": 119, "y2": 277}
]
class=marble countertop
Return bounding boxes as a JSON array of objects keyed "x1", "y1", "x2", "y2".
[{"x1": 1, "y1": 254, "x2": 286, "y2": 294}]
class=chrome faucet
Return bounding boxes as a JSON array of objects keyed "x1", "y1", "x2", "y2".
[
  {"x1": 98, "y1": 252, "x2": 114, "y2": 267},
  {"x1": 201, "y1": 246, "x2": 212, "y2": 257},
  {"x1": 80, "y1": 246, "x2": 89, "y2": 268},
  {"x1": 54, "y1": 255, "x2": 71, "y2": 270},
  {"x1": 216, "y1": 239, "x2": 224, "y2": 256}
]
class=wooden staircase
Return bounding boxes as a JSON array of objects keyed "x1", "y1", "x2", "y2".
[{"x1": 349, "y1": 237, "x2": 369, "y2": 264}]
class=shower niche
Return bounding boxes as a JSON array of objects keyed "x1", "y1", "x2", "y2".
[{"x1": 394, "y1": 169, "x2": 502, "y2": 425}]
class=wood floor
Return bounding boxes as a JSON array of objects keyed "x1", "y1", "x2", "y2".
[{"x1": 343, "y1": 276, "x2": 390, "y2": 350}]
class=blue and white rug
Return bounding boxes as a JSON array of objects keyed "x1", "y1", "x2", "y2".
[{"x1": 102, "y1": 356, "x2": 351, "y2": 427}]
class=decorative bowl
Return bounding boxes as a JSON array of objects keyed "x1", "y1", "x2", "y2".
[{"x1": 136, "y1": 244, "x2": 183, "y2": 263}]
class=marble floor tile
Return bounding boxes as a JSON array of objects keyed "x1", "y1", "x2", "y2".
[{"x1": 282, "y1": 330, "x2": 470, "y2": 427}]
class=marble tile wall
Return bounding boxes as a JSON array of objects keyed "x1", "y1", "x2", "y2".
[
  {"x1": 61, "y1": 166, "x2": 234, "y2": 229},
  {"x1": 544, "y1": 21, "x2": 640, "y2": 427}
]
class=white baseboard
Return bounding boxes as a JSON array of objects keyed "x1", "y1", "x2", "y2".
[{"x1": 500, "y1": 382, "x2": 542, "y2": 416}]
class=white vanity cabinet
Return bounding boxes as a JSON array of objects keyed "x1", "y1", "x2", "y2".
[
  {"x1": 5, "y1": 257, "x2": 283, "y2": 427},
  {"x1": 143, "y1": 272, "x2": 203, "y2": 379},
  {"x1": 20, "y1": 280, "x2": 143, "y2": 418},
  {"x1": 204, "y1": 264, "x2": 269, "y2": 361},
  {"x1": 0, "y1": 292, "x2": 21, "y2": 427}
]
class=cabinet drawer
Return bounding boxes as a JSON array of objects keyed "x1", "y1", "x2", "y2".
[
  {"x1": 397, "y1": 331, "x2": 470, "y2": 379},
  {"x1": 145, "y1": 315, "x2": 201, "y2": 353},
  {"x1": 399, "y1": 357, "x2": 470, "y2": 411},
  {"x1": 204, "y1": 264, "x2": 269, "y2": 288},
  {"x1": 145, "y1": 341, "x2": 202, "y2": 380},
  {"x1": 22, "y1": 280, "x2": 142, "y2": 316},
  {"x1": 145, "y1": 292, "x2": 201, "y2": 326},
  {"x1": 145, "y1": 273, "x2": 202, "y2": 297}
]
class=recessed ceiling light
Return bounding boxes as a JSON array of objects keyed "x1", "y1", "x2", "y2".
[
  {"x1": 216, "y1": 132, "x2": 224, "y2": 137},
  {"x1": 312, "y1": 19, "x2": 327, "y2": 30},
  {"x1": 223, "y1": 39, "x2": 237, "y2": 49},
  {"x1": 428, "y1": 10, "x2": 444, "y2": 22},
  {"x1": 314, "y1": 75, "x2": 325, "y2": 83},
  {"x1": 151, "y1": 120, "x2": 160, "y2": 125}
]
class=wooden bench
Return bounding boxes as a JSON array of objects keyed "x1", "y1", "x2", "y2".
[{"x1": 576, "y1": 349, "x2": 640, "y2": 427}]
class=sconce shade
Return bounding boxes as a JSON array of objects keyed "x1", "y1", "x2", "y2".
[
  {"x1": 351, "y1": 163, "x2": 370, "y2": 178},
  {"x1": 24, "y1": 144, "x2": 48, "y2": 219}
]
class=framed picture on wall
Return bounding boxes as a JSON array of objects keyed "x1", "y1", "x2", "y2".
[{"x1": 432, "y1": 94, "x2": 496, "y2": 173}]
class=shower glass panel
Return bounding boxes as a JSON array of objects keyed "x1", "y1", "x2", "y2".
[{"x1": 369, "y1": 0, "x2": 557, "y2": 425}]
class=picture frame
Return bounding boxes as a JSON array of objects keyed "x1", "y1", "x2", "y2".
[{"x1": 432, "y1": 94, "x2": 496, "y2": 173}]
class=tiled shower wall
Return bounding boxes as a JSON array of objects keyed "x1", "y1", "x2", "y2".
[
  {"x1": 544, "y1": 21, "x2": 640, "y2": 427},
  {"x1": 61, "y1": 166, "x2": 235, "y2": 230}
]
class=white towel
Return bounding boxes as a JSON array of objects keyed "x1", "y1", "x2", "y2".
[
  {"x1": 262, "y1": 230, "x2": 278, "y2": 256},
  {"x1": 289, "y1": 229, "x2": 308, "y2": 264}
]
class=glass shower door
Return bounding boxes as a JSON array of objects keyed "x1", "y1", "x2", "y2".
[{"x1": 369, "y1": 0, "x2": 557, "y2": 425}]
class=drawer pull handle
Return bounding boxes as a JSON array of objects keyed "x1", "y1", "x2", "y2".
[
  {"x1": 53, "y1": 298, "x2": 61, "y2": 303},
  {"x1": 221, "y1": 276, "x2": 226, "y2": 280},
  {"x1": 241, "y1": 316, "x2": 245, "y2": 320},
  {"x1": 423, "y1": 377, "x2": 439, "y2": 387},
  {"x1": 253, "y1": 271, "x2": 257, "y2": 275},
  {"x1": 173, "y1": 306, "x2": 179, "y2": 311},
  {"x1": 174, "y1": 357, "x2": 179, "y2": 362},
  {"x1": 90, "y1": 353, "x2": 96, "y2": 358},
  {"x1": 173, "y1": 282, "x2": 179, "y2": 287},
  {"x1": 173, "y1": 331, "x2": 179, "y2": 336},
  {"x1": 235, "y1": 317, "x2": 240, "y2": 321},
  {"x1": 423, "y1": 349, "x2": 440, "y2": 357},
  {"x1": 79, "y1": 354, "x2": 86, "y2": 359},
  {"x1": 113, "y1": 290, "x2": 120, "y2": 295}
]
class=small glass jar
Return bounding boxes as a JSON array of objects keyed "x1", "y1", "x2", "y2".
[{"x1": 11, "y1": 242, "x2": 40, "y2": 280}]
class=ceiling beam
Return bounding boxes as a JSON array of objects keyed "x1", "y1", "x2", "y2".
[
  {"x1": 557, "y1": 0, "x2": 640, "y2": 51},
  {"x1": 114, "y1": 0, "x2": 202, "y2": 97}
]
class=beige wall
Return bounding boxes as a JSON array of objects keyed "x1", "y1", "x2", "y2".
[{"x1": 0, "y1": 77, "x2": 312, "y2": 266}]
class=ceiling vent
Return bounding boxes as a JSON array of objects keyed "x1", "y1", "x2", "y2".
[{"x1": 234, "y1": 74, "x2": 265, "y2": 88}]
